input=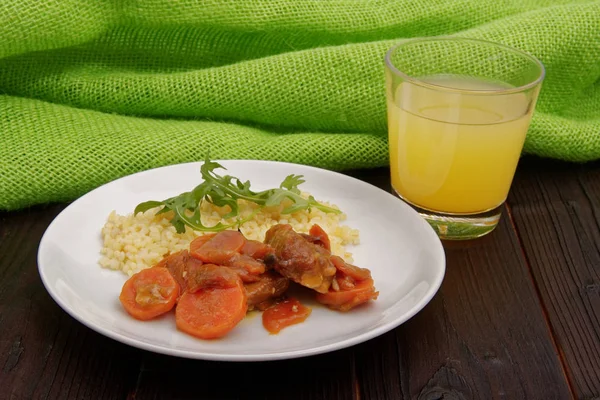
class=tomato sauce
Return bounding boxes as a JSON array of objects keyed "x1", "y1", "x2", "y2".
[{"x1": 262, "y1": 298, "x2": 311, "y2": 334}]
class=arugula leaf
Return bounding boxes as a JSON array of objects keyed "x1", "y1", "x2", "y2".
[
  {"x1": 134, "y1": 200, "x2": 165, "y2": 215},
  {"x1": 280, "y1": 174, "x2": 304, "y2": 192},
  {"x1": 134, "y1": 154, "x2": 341, "y2": 233}
]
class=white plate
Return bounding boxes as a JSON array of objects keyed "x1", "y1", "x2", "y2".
[{"x1": 38, "y1": 160, "x2": 445, "y2": 361}]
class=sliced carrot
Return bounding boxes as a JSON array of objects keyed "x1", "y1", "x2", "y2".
[
  {"x1": 119, "y1": 267, "x2": 179, "y2": 320},
  {"x1": 189, "y1": 233, "x2": 216, "y2": 255},
  {"x1": 262, "y1": 298, "x2": 311, "y2": 334},
  {"x1": 330, "y1": 255, "x2": 371, "y2": 281},
  {"x1": 315, "y1": 278, "x2": 378, "y2": 312},
  {"x1": 191, "y1": 230, "x2": 245, "y2": 264},
  {"x1": 309, "y1": 224, "x2": 331, "y2": 251},
  {"x1": 191, "y1": 231, "x2": 266, "y2": 281},
  {"x1": 241, "y1": 240, "x2": 273, "y2": 259},
  {"x1": 175, "y1": 280, "x2": 247, "y2": 340},
  {"x1": 229, "y1": 254, "x2": 266, "y2": 275}
]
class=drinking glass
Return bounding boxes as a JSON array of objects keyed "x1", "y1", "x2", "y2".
[{"x1": 385, "y1": 37, "x2": 544, "y2": 240}]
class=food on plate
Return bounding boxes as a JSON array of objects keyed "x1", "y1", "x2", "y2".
[
  {"x1": 119, "y1": 267, "x2": 179, "y2": 320},
  {"x1": 107, "y1": 157, "x2": 374, "y2": 339},
  {"x1": 302, "y1": 224, "x2": 331, "y2": 251},
  {"x1": 265, "y1": 224, "x2": 336, "y2": 294},
  {"x1": 316, "y1": 277, "x2": 378, "y2": 312},
  {"x1": 245, "y1": 271, "x2": 290, "y2": 311},
  {"x1": 133, "y1": 156, "x2": 341, "y2": 234},
  {"x1": 118, "y1": 224, "x2": 378, "y2": 339},
  {"x1": 153, "y1": 250, "x2": 189, "y2": 294},
  {"x1": 315, "y1": 256, "x2": 377, "y2": 312},
  {"x1": 262, "y1": 298, "x2": 312, "y2": 334},
  {"x1": 99, "y1": 201, "x2": 358, "y2": 277},
  {"x1": 175, "y1": 272, "x2": 247, "y2": 340},
  {"x1": 99, "y1": 159, "x2": 358, "y2": 277},
  {"x1": 191, "y1": 230, "x2": 267, "y2": 278}
]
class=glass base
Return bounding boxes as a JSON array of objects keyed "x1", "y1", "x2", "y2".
[{"x1": 393, "y1": 190, "x2": 501, "y2": 240}]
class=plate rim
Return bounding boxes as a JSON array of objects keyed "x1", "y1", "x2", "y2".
[{"x1": 37, "y1": 159, "x2": 446, "y2": 361}]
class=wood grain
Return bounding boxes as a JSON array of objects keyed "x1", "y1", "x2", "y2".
[
  {"x1": 509, "y1": 157, "x2": 600, "y2": 399},
  {"x1": 353, "y1": 332, "x2": 404, "y2": 400},
  {"x1": 354, "y1": 213, "x2": 572, "y2": 400},
  {"x1": 0, "y1": 205, "x2": 141, "y2": 400},
  {"x1": 130, "y1": 348, "x2": 357, "y2": 400}
]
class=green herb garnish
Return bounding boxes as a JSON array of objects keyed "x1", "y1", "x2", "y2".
[{"x1": 134, "y1": 155, "x2": 341, "y2": 233}]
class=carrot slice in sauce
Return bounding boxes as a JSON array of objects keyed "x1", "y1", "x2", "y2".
[
  {"x1": 119, "y1": 267, "x2": 179, "y2": 320},
  {"x1": 229, "y1": 254, "x2": 265, "y2": 275},
  {"x1": 189, "y1": 233, "x2": 216, "y2": 255},
  {"x1": 315, "y1": 278, "x2": 378, "y2": 312},
  {"x1": 262, "y1": 298, "x2": 312, "y2": 334},
  {"x1": 175, "y1": 279, "x2": 247, "y2": 340},
  {"x1": 190, "y1": 230, "x2": 245, "y2": 264},
  {"x1": 308, "y1": 224, "x2": 331, "y2": 251},
  {"x1": 330, "y1": 255, "x2": 371, "y2": 281},
  {"x1": 241, "y1": 240, "x2": 273, "y2": 259}
]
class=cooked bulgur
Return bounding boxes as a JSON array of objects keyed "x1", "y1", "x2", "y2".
[{"x1": 99, "y1": 198, "x2": 359, "y2": 276}]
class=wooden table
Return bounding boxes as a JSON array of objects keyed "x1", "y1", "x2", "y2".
[{"x1": 1, "y1": 156, "x2": 599, "y2": 400}]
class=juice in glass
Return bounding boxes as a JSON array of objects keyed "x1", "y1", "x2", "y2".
[
  {"x1": 388, "y1": 76, "x2": 531, "y2": 214},
  {"x1": 385, "y1": 38, "x2": 544, "y2": 239}
]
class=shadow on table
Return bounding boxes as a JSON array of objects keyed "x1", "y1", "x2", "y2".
[{"x1": 130, "y1": 348, "x2": 357, "y2": 399}]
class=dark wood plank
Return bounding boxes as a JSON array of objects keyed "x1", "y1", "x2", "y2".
[
  {"x1": 130, "y1": 349, "x2": 357, "y2": 400},
  {"x1": 353, "y1": 331, "x2": 403, "y2": 399},
  {"x1": 0, "y1": 205, "x2": 141, "y2": 400},
  {"x1": 349, "y1": 168, "x2": 572, "y2": 400},
  {"x1": 508, "y1": 157, "x2": 600, "y2": 399}
]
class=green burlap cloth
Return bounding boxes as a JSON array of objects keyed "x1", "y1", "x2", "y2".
[{"x1": 2, "y1": 1, "x2": 599, "y2": 210}]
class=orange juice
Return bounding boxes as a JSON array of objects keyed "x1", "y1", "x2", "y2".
[{"x1": 388, "y1": 76, "x2": 533, "y2": 214}]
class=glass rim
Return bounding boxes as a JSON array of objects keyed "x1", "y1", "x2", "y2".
[{"x1": 385, "y1": 36, "x2": 546, "y2": 95}]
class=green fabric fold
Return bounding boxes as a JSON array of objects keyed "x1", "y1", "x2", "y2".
[{"x1": 1, "y1": 0, "x2": 599, "y2": 210}]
